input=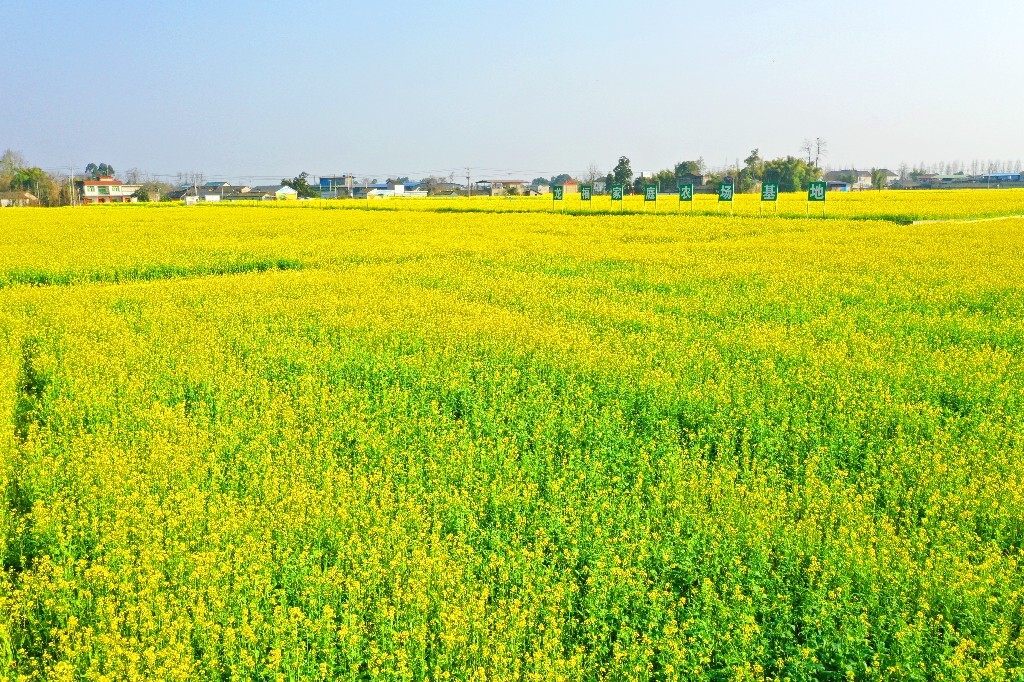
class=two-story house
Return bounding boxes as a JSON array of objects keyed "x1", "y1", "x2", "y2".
[{"x1": 77, "y1": 175, "x2": 140, "y2": 204}]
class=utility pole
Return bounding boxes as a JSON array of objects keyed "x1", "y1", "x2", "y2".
[
  {"x1": 69, "y1": 167, "x2": 75, "y2": 207},
  {"x1": 466, "y1": 167, "x2": 471, "y2": 199}
]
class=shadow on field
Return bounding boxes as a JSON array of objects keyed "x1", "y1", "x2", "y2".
[
  {"x1": 0, "y1": 257, "x2": 304, "y2": 289},
  {"x1": 3, "y1": 337, "x2": 47, "y2": 576}
]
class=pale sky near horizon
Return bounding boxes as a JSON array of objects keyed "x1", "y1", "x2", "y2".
[{"x1": 2, "y1": 0, "x2": 1022, "y2": 183}]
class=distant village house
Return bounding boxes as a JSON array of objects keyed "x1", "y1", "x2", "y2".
[
  {"x1": 76, "y1": 176, "x2": 140, "y2": 204},
  {"x1": 474, "y1": 180, "x2": 529, "y2": 196},
  {"x1": 168, "y1": 182, "x2": 298, "y2": 203},
  {"x1": 0, "y1": 191, "x2": 40, "y2": 207}
]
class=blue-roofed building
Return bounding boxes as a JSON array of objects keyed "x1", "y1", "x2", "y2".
[
  {"x1": 318, "y1": 175, "x2": 355, "y2": 198},
  {"x1": 981, "y1": 173, "x2": 1023, "y2": 183}
]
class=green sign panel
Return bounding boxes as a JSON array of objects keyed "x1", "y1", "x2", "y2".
[
  {"x1": 644, "y1": 185, "x2": 658, "y2": 202},
  {"x1": 553, "y1": 185, "x2": 565, "y2": 201},
  {"x1": 719, "y1": 183, "x2": 735, "y2": 202},
  {"x1": 580, "y1": 185, "x2": 593, "y2": 201},
  {"x1": 761, "y1": 183, "x2": 779, "y2": 202},
  {"x1": 610, "y1": 184, "x2": 624, "y2": 200},
  {"x1": 807, "y1": 181, "x2": 826, "y2": 202},
  {"x1": 678, "y1": 184, "x2": 694, "y2": 201}
]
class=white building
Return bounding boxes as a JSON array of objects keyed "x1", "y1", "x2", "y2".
[{"x1": 77, "y1": 176, "x2": 140, "y2": 204}]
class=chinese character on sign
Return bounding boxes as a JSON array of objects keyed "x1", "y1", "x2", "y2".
[
  {"x1": 807, "y1": 181, "x2": 826, "y2": 202},
  {"x1": 553, "y1": 186, "x2": 564, "y2": 201},
  {"x1": 719, "y1": 184, "x2": 734, "y2": 201},
  {"x1": 611, "y1": 185, "x2": 623, "y2": 200},
  {"x1": 645, "y1": 185, "x2": 657, "y2": 202},
  {"x1": 679, "y1": 184, "x2": 693, "y2": 201},
  {"x1": 580, "y1": 186, "x2": 592, "y2": 201},
  {"x1": 762, "y1": 183, "x2": 778, "y2": 201}
]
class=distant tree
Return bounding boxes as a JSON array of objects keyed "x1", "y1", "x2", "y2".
[
  {"x1": 583, "y1": 163, "x2": 603, "y2": 184},
  {"x1": 9, "y1": 166, "x2": 47, "y2": 192},
  {"x1": 604, "y1": 172, "x2": 614, "y2": 189},
  {"x1": 650, "y1": 169, "x2": 677, "y2": 192},
  {"x1": 762, "y1": 156, "x2": 820, "y2": 193},
  {"x1": 1, "y1": 149, "x2": 26, "y2": 178},
  {"x1": 549, "y1": 173, "x2": 573, "y2": 186},
  {"x1": 1, "y1": 156, "x2": 72, "y2": 206},
  {"x1": 3, "y1": 163, "x2": 63, "y2": 205},
  {"x1": 134, "y1": 186, "x2": 151, "y2": 202},
  {"x1": 737, "y1": 149, "x2": 763, "y2": 192},
  {"x1": 140, "y1": 180, "x2": 171, "y2": 201},
  {"x1": 870, "y1": 168, "x2": 888, "y2": 190},
  {"x1": 531, "y1": 177, "x2": 549, "y2": 188},
  {"x1": 799, "y1": 138, "x2": 827, "y2": 167},
  {"x1": 674, "y1": 158, "x2": 705, "y2": 177},
  {"x1": 282, "y1": 171, "x2": 318, "y2": 198},
  {"x1": 419, "y1": 176, "x2": 442, "y2": 194},
  {"x1": 505, "y1": 184, "x2": 520, "y2": 196},
  {"x1": 632, "y1": 175, "x2": 647, "y2": 195},
  {"x1": 84, "y1": 163, "x2": 115, "y2": 179},
  {"x1": 612, "y1": 156, "x2": 633, "y2": 186}
]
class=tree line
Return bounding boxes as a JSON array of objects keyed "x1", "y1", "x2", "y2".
[
  {"x1": 536, "y1": 150, "x2": 823, "y2": 195},
  {"x1": 0, "y1": 150, "x2": 71, "y2": 206}
]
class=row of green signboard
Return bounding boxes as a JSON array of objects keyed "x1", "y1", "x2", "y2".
[{"x1": 553, "y1": 182, "x2": 828, "y2": 202}]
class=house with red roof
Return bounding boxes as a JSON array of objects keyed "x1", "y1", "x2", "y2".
[{"x1": 76, "y1": 175, "x2": 141, "y2": 204}]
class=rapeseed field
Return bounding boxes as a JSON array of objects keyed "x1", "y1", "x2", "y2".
[{"x1": 1, "y1": 203, "x2": 1023, "y2": 680}]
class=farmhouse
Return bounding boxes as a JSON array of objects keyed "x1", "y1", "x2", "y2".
[
  {"x1": 980, "y1": 172, "x2": 1023, "y2": 184},
  {"x1": 169, "y1": 183, "x2": 298, "y2": 202},
  {"x1": 474, "y1": 180, "x2": 530, "y2": 196},
  {"x1": 917, "y1": 173, "x2": 970, "y2": 188},
  {"x1": 251, "y1": 184, "x2": 299, "y2": 200},
  {"x1": 677, "y1": 173, "x2": 705, "y2": 187},
  {"x1": 825, "y1": 170, "x2": 872, "y2": 191},
  {"x1": 221, "y1": 191, "x2": 274, "y2": 202},
  {"x1": 76, "y1": 175, "x2": 140, "y2": 204},
  {"x1": 318, "y1": 175, "x2": 356, "y2": 198},
  {"x1": 366, "y1": 183, "x2": 429, "y2": 199},
  {"x1": 0, "y1": 191, "x2": 40, "y2": 207}
]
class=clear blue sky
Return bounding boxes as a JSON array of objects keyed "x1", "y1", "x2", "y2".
[{"x1": 2, "y1": 0, "x2": 1022, "y2": 182}]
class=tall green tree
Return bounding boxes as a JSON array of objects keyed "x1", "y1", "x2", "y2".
[
  {"x1": 84, "y1": 163, "x2": 115, "y2": 179},
  {"x1": 612, "y1": 156, "x2": 633, "y2": 186},
  {"x1": 870, "y1": 168, "x2": 888, "y2": 190},
  {"x1": 651, "y1": 169, "x2": 677, "y2": 192},
  {"x1": 761, "y1": 156, "x2": 820, "y2": 193},
  {"x1": 737, "y1": 149, "x2": 763, "y2": 193},
  {"x1": 674, "y1": 159, "x2": 705, "y2": 177},
  {"x1": 1, "y1": 149, "x2": 26, "y2": 189},
  {"x1": 282, "y1": 172, "x2": 318, "y2": 198}
]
